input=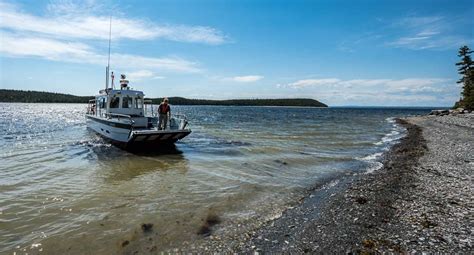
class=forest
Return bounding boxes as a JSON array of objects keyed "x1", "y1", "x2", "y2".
[{"x1": 0, "y1": 89, "x2": 328, "y2": 107}]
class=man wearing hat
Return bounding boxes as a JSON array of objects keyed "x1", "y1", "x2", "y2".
[{"x1": 158, "y1": 98, "x2": 171, "y2": 130}]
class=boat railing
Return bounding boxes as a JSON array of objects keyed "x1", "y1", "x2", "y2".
[
  {"x1": 86, "y1": 99, "x2": 96, "y2": 115},
  {"x1": 144, "y1": 100, "x2": 155, "y2": 117},
  {"x1": 171, "y1": 113, "x2": 189, "y2": 130},
  {"x1": 173, "y1": 113, "x2": 188, "y2": 121},
  {"x1": 142, "y1": 101, "x2": 189, "y2": 130}
]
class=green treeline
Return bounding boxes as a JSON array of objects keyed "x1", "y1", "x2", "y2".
[
  {"x1": 149, "y1": 97, "x2": 327, "y2": 107},
  {"x1": 0, "y1": 89, "x2": 94, "y2": 103},
  {"x1": 0, "y1": 89, "x2": 328, "y2": 107}
]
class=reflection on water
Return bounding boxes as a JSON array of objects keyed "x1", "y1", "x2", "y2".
[
  {"x1": 89, "y1": 142, "x2": 187, "y2": 183},
  {"x1": 0, "y1": 103, "x2": 432, "y2": 254}
]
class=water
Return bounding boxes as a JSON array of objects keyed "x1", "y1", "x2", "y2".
[{"x1": 0, "y1": 103, "x2": 431, "y2": 254}]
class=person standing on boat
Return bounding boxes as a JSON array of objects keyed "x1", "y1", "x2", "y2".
[{"x1": 158, "y1": 98, "x2": 171, "y2": 130}]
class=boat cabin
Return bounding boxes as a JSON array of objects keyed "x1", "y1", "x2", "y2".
[
  {"x1": 88, "y1": 89, "x2": 148, "y2": 128},
  {"x1": 97, "y1": 90, "x2": 144, "y2": 117}
]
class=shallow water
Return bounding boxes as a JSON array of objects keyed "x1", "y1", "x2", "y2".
[{"x1": 0, "y1": 103, "x2": 431, "y2": 254}]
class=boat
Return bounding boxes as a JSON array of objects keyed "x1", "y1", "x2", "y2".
[
  {"x1": 85, "y1": 18, "x2": 191, "y2": 149},
  {"x1": 85, "y1": 76, "x2": 191, "y2": 149},
  {"x1": 85, "y1": 81, "x2": 191, "y2": 149}
]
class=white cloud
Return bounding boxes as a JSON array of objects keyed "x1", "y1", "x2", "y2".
[
  {"x1": 46, "y1": 0, "x2": 106, "y2": 17},
  {"x1": 386, "y1": 15, "x2": 472, "y2": 50},
  {"x1": 0, "y1": 1, "x2": 227, "y2": 44},
  {"x1": 223, "y1": 75, "x2": 264, "y2": 83},
  {"x1": 288, "y1": 78, "x2": 340, "y2": 88},
  {"x1": 383, "y1": 78, "x2": 449, "y2": 88},
  {"x1": 338, "y1": 79, "x2": 391, "y2": 87},
  {"x1": 0, "y1": 32, "x2": 201, "y2": 73},
  {"x1": 417, "y1": 30, "x2": 440, "y2": 37},
  {"x1": 394, "y1": 16, "x2": 444, "y2": 28},
  {"x1": 127, "y1": 70, "x2": 153, "y2": 80},
  {"x1": 126, "y1": 70, "x2": 165, "y2": 81},
  {"x1": 388, "y1": 35, "x2": 467, "y2": 50},
  {"x1": 111, "y1": 54, "x2": 199, "y2": 73},
  {"x1": 284, "y1": 77, "x2": 457, "y2": 106},
  {"x1": 288, "y1": 78, "x2": 449, "y2": 90},
  {"x1": 0, "y1": 32, "x2": 96, "y2": 60},
  {"x1": 153, "y1": 25, "x2": 227, "y2": 45},
  {"x1": 340, "y1": 15, "x2": 472, "y2": 52},
  {"x1": 0, "y1": 1, "x2": 221, "y2": 74}
]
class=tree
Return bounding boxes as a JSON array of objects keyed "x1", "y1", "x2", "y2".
[
  {"x1": 461, "y1": 68, "x2": 474, "y2": 110},
  {"x1": 454, "y1": 45, "x2": 474, "y2": 110}
]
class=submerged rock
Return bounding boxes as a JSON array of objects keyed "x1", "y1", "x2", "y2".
[
  {"x1": 197, "y1": 213, "x2": 222, "y2": 236},
  {"x1": 197, "y1": 225, "x2": 212, "y2": 237},
  {"x1": 205, "y1": 214, "x2": 221, "y2": 226},
  {"x1": 274, "y1": 159, "x2": 288, "y2": 165},
  {"x1": 141, "y1": 223, "x2": 154, "y2": 233}
]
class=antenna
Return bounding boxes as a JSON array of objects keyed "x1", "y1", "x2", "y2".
[{"x1": 105, "y1": 16, "x2": 112, "y2": 91}]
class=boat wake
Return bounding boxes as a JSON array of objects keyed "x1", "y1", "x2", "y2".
[{"x1": 76, "y1": 138, "x2": 112, "y2": 148}]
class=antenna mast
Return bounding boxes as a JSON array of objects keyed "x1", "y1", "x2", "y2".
[{"x1": 105, "y1": 16, "x2": 112, "y2": 91}]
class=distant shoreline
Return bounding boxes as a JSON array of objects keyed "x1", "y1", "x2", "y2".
[{"x1": 0, "y1": 89, "x2": 328, "y2": 107}]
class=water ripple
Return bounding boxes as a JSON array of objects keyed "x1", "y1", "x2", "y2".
[{"x1": 0, "y1": 103, "x2": 432, "y2": 253}]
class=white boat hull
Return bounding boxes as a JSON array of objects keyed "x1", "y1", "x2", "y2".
[
  {"x1": 86, "y1": 115, "x2": 191, "y2": 149},
  {"x1": 86, "y1": 115, "x2": 131, "y2": 142}
]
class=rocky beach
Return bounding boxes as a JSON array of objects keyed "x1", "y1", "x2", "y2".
[{"x1": 174, "y1": 114, "x2": 473, "y2": 253}]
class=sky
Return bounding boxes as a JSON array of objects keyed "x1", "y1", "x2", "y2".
[{"x1": 0, "y1": 0, "x2": 473, "y2": 106}]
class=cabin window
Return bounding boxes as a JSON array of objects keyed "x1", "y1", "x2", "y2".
[
  {"x1": 135, "y1": 98, "x2": 143, "y2": 109},
  {"x1": 110, "y1": 96, "x2": 120, "y2": 108},
  {"x1": 99, "y1": 97, "x2": 107, "y2": 108},
  {"x1": 122, "y1": 96, "x2": 132, "y2": 108}
]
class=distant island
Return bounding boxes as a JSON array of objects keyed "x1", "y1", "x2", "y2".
[{"x1": 0, "y1": 89, "x2": 328, "y2": 107}]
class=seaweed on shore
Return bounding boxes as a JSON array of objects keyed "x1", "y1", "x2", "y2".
[{"x1": 197, "y1": 213, "x2": 222, "y2": 237}]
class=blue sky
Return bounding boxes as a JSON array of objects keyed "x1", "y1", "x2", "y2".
[{"x1": 0, "y1": 0, "x2": 473, "y2": 106}]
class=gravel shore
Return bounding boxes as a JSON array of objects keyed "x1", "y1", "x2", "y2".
[
  {"x1": 238, "y1": 114, "x2": 473, "y2": 253},
  {"x1": 171, "y1": 114, "x2": 473, "y2": 253}
]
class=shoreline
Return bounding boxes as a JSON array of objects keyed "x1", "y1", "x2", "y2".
[
  {"x1": 238, "y1": 118, "x2": 428, "y2": 253},
  {"x1": 176, "y1": 114, "x2": 473, "y2": 253}
]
